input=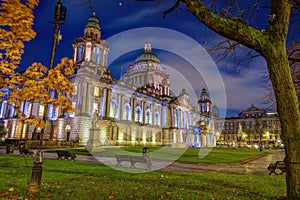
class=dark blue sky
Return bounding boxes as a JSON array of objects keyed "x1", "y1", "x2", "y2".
[{"x1": 19, "y1": 0, "x2": 300, "y2": 117}]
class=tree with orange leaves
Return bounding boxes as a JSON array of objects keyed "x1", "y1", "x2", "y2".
[
  {"x1": 0, "y1": 0, "x2": 38, "y2": 93},
  {"x1": 9, "y1": 58, "x2": 74, "y2": 129},
  {"x1": 1, "y1": 0, "x2": 74, "y2": 130}
]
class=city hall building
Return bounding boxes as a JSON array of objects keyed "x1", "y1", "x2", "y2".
[{"x1": 0, "y1": 13, "x2": 216, "y2": 148}]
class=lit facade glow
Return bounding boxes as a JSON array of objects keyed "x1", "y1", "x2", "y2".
[{"x1": 0, "y1": 13, "x2": 217, "y2": 148}]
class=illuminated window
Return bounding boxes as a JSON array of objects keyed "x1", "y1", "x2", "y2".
[
  {"x1": 145, "y1": 108, "x2": 151, "y2": 124},
  {"x1": 155, "y1": 112, "x2": 160, "y2": 126},
  {"x1": 38, "y1": 105, "x2": 45, "y2": 117},
  {"x1": 135, "y1": 106, "x2": 142, "y2": 123},
  {"x1": 77, "y1": 45, "x2": 84, "y2": 62},
  {"x1": 55, "y1": 107, "x2": 59, "y2": 118},
  {"x1": 92, "y1": 46, "x2": 101, "y2": 64},
  {"x1": 94, "y1": 86, "x2": 100, "y2": 97},
  {"x1": 26, "y1": 103, "x2": 32, "y2": 117},
  {"x1": 109, "y1": 100, "x2": 117, "y2": 118},
  {"x1": 21, "y1": 123, "x2": 27, "y2": 138},
  {"x1": 0, "y1": 101, "x2": 6, "y2": 118},
  {"x1": 122, "y1": 104, "x2": 131, "y2": 121}
]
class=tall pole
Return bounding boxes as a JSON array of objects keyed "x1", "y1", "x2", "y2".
[
  {"x1": 28, "y1": 0, "x2": 66, "y2": 193},
  {"x1": 50, "y1": 0, "x2": 64, "y2": 70}
]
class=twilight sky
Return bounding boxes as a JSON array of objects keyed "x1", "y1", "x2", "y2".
[{"x1": 19, "y1": 0, "x2": 299, "y2": 117}]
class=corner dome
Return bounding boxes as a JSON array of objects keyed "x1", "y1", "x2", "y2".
[
  {"x1": 85, "y1": 12, "x2": 101, "y2": 30},
  {"x1": 134, "y1": 41, "x2": 160, "y2": 64}
]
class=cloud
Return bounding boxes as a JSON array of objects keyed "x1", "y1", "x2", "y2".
[
  {"x1": 222, "y1": 67, "x2": 269, "y2": 113},
  {"x1": 105, "y1": 8, "x2": 157, "y2": 30},
  {"x1": 107, "y1": 27, "x2": 227, "y2": 112}
]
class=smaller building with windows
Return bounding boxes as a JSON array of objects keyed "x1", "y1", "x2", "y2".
[{"x1": 215, "y1": 104, "x2": 282, "y2": 148}]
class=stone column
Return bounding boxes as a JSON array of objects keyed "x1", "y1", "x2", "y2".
[
  {"x1": 104, "y1": 88, "x2": 111, "y2": 118},
  {"x1": 142, "y1": 100, "x2": 146, "y2": 124},
  {"x1": 100, "y1": 88, "x2": 107, "y2": 117},
  {"x1": 131, "y1": 96, "x2": 135, "y2": 122},
  {"x1": 117, "y1": 94, "x2": 122, "y2": 120}
]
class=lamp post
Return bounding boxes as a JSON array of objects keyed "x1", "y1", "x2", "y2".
[{"x1": 28, "y1": 0, "x2": 66, "y2": 193}]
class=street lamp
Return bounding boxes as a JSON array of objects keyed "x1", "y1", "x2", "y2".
[{"x1": 28, "y1": 0, "x2": 67, "y2": 193}]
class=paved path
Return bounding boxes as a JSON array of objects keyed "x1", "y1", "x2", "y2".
[
  {"x1": 0, "y1": 149, "x2": 285, "y2": 175},
  {"x1": 163, "y1": 150, "x2": 285, "y2": 175}
]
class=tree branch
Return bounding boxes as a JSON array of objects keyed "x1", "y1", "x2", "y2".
[
  {"x1": 289, "y1": 57, "x2": 300, "y2": 64},
  {"x1": 184, "y1": 0, "x2": 269, "y2": 55},
  {"x1": 294, "y1": 0, "x2": 300, "y2": 13},
  {"x1": 163, "y1": 0, "x2": 185, "y2": 19}
]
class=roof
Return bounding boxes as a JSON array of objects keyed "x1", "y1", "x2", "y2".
[
  {"x1": 85, "y1": 12, "x2": 101, "y2": 30},
  {"x1": 134, "y1": 41, "x2": 160, "y2": 64}
]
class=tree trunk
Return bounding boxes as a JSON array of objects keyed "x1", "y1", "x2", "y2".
[
  {"x1": 265, "y1": 49, "x2": 300, "y2": 199},
  {"x1": 183, "y1": 0, "x2": 300, "y2": 198}
]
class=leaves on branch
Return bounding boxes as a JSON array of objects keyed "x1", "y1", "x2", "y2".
[
  {"x1": 0, "y1": 0, "x2": 74, "y2": 129},
  {"x1": 9, "y1": 58, "x2": 74, "y2": 129}
]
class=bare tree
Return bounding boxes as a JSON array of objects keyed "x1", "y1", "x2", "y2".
[{"x1": 160, "y1": 0, "x2": 300, "y2": 199}]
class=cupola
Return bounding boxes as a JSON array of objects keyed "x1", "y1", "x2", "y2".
[{"x1": 134, "y1": 41, "x2": 160, "y2": 64}]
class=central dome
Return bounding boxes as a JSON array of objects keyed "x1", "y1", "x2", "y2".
[{"x1": 134, "y1": 41, "x2": 160, "y2": 64}]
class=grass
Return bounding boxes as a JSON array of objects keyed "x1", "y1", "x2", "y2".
[
  {"x1": 53, "y1": 146, "x2": 267, "y2": 164},
  {"x1": 0, "y1": 154, "x2": 286, "y2": 200},
  {"x1": 176, "y1": 148, "x2": 267, "y2": 163}
]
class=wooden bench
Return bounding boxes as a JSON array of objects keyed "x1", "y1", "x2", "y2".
[
  {"x1": 115, "y1": 155, "x2": 152, "y2": 169},
  {"x1": 56, "y1": 150, "x2": 76, "y2": 161},
  {"x1": 19, "y1": 149, "x2": 34, "y2": 157},
  {"x1": 268, "y1": 161, "x2": 286, "y2": 175}
]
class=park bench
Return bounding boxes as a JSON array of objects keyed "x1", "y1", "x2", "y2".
[
  {"x1": 268, "y1": 161, "x2": 286, "y2": 175},
  {"x1": 115, "y1": 154, "x2": 152, "y2": 169},
  {"x1": 56, "y1": 150, "x2": 76, "y2": 161},
  {"x1": 19, "y1": 149, "x2": 34, "y2": 157}
]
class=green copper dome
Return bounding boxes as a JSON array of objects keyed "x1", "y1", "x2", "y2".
[
  {"x1": 85, "y1": 12, "x2": 101, "y2": 30},
  {"x1": 134, "y1": 52, "x2": 160, "y2": 64},
  {"x1": 134, "y1": 41, "x2": 160, "y2": 64}
]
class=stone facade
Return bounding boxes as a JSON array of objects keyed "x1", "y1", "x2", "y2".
[
  {"x1": 0, "y1": 13, "x2": 216, "y2": 148},
  {"x1": 215, "y1": 104, "x2": 282, "y2": 148}
]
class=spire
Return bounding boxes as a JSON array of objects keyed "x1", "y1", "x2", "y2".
[{"x1": 144, "y1": 41, "x2": 152, "y2": 53}]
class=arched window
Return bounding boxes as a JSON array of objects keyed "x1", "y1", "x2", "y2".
[
  {"x1": 145, "y1": 108, "x2": 151, "y2": 124},
  {"x1": 92, "y1": 46, "x2": 101, "y2": 64},
  {"x1": 135, "y1": 106, "x2": 142, "y2": 123},
  {"x1": 77, "y1": 45, "x2": 84, "y2": 62},
  {"x1": 65, "y1": 125, "x2": 71, "y2": 141},
  {"x1": 109, "y1": 99, "x2": 117, "y2": 118},
  {"x1": 154, "y1": 111, "x2": 160, "y2": 126},
  {"x1": 201, "y1": 103, "x2": 206, "y2": 112},
  {"x1": 38, "y1": 105, "x2": 44, "y2": 117},
  {"x1": 0, "y1": 101, "x2": 6, "y2": 118},
  {"x1": 122, "y1": 103, "x2": 131, "y2": 121}
]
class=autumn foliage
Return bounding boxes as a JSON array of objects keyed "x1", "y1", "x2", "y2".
[
  {"x1": 0, "y1": 0, "x2": 74, "y2": 129},
  {"x1": 9, "y1": 58, "x2": 74, "y2": 128},
  {"x1": 0, "y1": 0, "x2": 38, "y2": 91}
]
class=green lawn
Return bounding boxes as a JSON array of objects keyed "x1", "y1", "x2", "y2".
[
  {"x1": 0, "y1": 155, "x2": 286, "y2": 200},
  {"x1": 176, "y1": 148, "x2": 267, "y2": 163},
  {"x1": 60, "y1": 146, "x2": 267, "y2": 164},
  {"x1": 52, "y1": 147, "x2": 266, "y2": 163}
]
